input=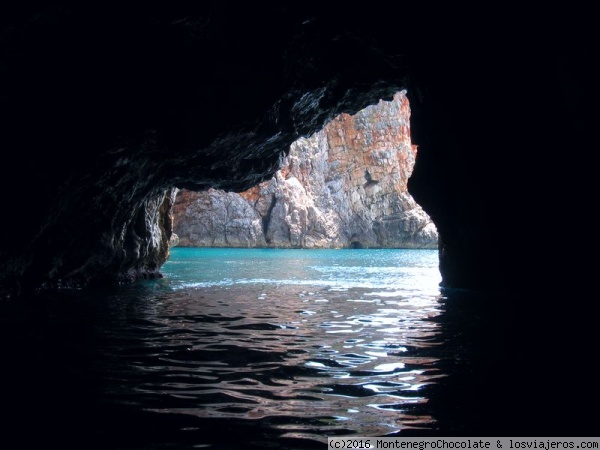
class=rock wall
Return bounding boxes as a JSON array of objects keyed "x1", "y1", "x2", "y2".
[{"x1": 172, "y1": 91, "x2": 437, "y2": 249}]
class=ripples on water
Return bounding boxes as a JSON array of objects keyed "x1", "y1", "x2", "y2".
[{"x1": 0, "y1": 248, "x2": 509, "y2": 449}]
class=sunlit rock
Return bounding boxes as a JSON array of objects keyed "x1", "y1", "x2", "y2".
[{"x1": 173, "y1": 91, "x2": 437, "y2": 249}]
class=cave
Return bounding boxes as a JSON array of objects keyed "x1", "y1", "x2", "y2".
[{"x1": 0, "y1": 2, "x2": 596, "y2": 443}]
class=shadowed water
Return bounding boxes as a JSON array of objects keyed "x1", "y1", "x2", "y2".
[{"x1": 0, "y1": 248, "x2": 514, "y2": 449}]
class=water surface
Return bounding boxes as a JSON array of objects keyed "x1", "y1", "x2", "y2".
[{"x1": 0, "y1": 248, "x2": 511, "y2": 449}]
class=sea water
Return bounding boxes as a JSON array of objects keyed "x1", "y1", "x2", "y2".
[{"x1": 0, "y1": 248, "x2": 513, "y2": 449}]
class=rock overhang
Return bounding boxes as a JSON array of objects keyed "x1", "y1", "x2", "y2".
[{"x1": 0, "y1": 3, "x2": 593, "y2": 297}]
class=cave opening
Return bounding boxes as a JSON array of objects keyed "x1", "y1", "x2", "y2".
[{"x1": 169, "y1": 90, "x2": 438, "y2": 253}]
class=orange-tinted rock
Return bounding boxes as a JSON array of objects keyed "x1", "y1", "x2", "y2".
[{"x1": 173, "y1": 91, "x2": 437, "y2": 249}]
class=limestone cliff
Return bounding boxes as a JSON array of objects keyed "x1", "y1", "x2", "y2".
[{"x1": 172, "y1": 91, "x2": 437, "y2": 249}]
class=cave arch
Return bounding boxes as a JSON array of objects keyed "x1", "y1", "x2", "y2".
[{"x1": 0, "y1": 3, "x2": 592, "y2": 299}]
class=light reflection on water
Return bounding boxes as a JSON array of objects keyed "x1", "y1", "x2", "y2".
[
  {"x1": 106, "y1": 248, "x2": 447, "y2": 444},
  {"x1": 123, "y1": 283, "x2": 444, "y2": 442},
  {"x1": 163, "y1": 248, "x2": 441, "y2": 295},
  {"x1": 3, "y1": 248, "x2": 513, "y2": 449}
]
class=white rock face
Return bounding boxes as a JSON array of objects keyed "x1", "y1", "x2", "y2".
[
  {"x1": 172, "y1": 190, "x2": 266, "y2": 247},
  {"x1": 172, "y1": 91, "x2": 438, "y2": 249}
]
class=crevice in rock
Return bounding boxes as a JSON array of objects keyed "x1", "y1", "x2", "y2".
[{"x1": 262, "y1": 194, "x2": 278, "y2": 244}]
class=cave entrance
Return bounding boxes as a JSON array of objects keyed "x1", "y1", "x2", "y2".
[{"x1": 170, "y1": 90, "x2": 438, "y2": 251}]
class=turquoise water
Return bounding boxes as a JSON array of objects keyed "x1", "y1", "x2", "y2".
[
  {"x1": 162, "y1": 247, "x2": 441, "y2": 293},
  {"x1": 0, "y1": 248, "x2": 514, "y2": 449}
]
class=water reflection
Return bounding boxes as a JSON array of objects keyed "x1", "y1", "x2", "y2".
[
  {"x1": 0, "y1": 274, "x2": 518, "y2": 448},
  {"x1": 107, "y1": 284, "x2": 445, "y2": 443}
]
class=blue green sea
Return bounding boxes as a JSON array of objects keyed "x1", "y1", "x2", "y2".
[
  {"x1": 0, "y1": 248, "x2": 511, "y2": 449},
  {"x1": 161, "y1": 247, "x2": 441, "y2": 293}
]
